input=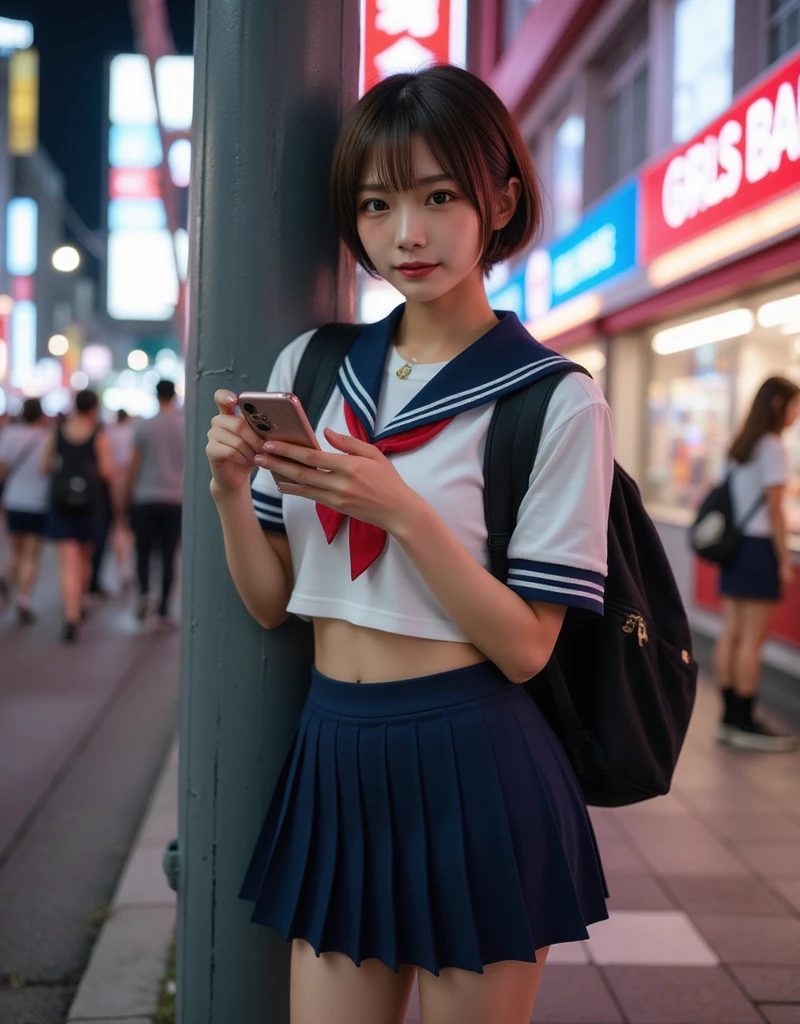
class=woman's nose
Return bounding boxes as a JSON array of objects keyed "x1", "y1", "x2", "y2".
[{"x1": 395, "y1": 206, "x2": 426, "y2": 250}]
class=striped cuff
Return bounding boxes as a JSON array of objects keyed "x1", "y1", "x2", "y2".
[
  {"x1": 507, "y1": 559, "x2": 604, "y2": 615},
  {"x1": 251, "y1": 488, "x2": 286, "y2": 534}
]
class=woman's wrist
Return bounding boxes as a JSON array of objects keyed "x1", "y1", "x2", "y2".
[
  {"x1": 210, "y1": 478, "x2": 250, "y2": 504},
  {"x1": 389, "y1": 489, "x2": 435, "y2": 543}
]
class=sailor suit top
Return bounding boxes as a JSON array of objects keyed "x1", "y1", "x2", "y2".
[{"x1": 251, "y1": 305, "x2": 614, "y2": 643}]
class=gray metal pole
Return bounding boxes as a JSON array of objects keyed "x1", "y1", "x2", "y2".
[{"x1": 178, "y1": 1, "x2": 358, "y2": 1020}]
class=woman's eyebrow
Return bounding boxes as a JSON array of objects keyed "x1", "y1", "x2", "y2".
[{"x1": 356, "y1": 173, "x2": 455, "y2": 193}]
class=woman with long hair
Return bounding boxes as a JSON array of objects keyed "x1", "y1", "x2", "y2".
[{"x1": 714, "y1": 376, "x2": 799, "y2": 751}]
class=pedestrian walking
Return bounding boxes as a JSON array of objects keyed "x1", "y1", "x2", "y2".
[
  {"x1": 0, "y1": 398, "x2": 52, "y2": 624},
  {"x1": 127, "y1": 380, "x2": 184, "y2": 624},
  {"x1": 42, "y1": 389, "x2": 114, "y2": 642},
  {"x1": 714, "y1": 376, "x2": 799, "y2": 751},
  {"x1": 102, "y1": 408, "x2": 136, "y2": 592},
  {"x1": 207, "y1": 66, "x2": 613, "y2": 1024}
]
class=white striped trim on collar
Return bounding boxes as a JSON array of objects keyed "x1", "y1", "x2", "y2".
[
  {"x1": 339, "y1": 355, "x2": 377, "y2": 429},
  {"x1": 386, "y1": 355, "x2": 570, "y2": 429}
]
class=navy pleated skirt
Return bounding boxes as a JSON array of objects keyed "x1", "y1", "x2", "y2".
[
  {"x1": 239, "y1": 661, "x2": 609, "y2": 975},
  {"x1": 720, "y1": 536, "x2": 781, "y2": 601}
]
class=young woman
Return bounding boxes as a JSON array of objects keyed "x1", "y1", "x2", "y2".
[
  {"x1": 714, "y1": 376, "x2": 799, "y2": 752},
  {"x1": 0, "y1": 398, "x2": 52, "y2": 624},
  {"x1": 207, "y1": 66, "x2": 613, "y2": 1024},
  {"x1": 42, "y1": 389, "x2": 114, "y2": 642}
]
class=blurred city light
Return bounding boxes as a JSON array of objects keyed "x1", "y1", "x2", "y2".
[
  {"x1": 6, "y1": 197, "x2": 37, "y2": 276},
  {"x1": 70, "y1": 370, "x2": 89, "y2": 390},
  {"x1": 0, "y1": 294, "x2": 13, "y2": 316},
  {"x1": 47, "y1": 333, "x2": 69, "y2": 356},
  {"x1": 780, "y1": 320, "x2": 800, "y2": 336},
  {"x1": 757, "y1": 293, "x2": 800, "y2": 328},
  {"x1": 81, "y1": 344, "x2": 112, "y2": 380},
  {"x1": 9, "y1": 299, "x2": 36, "y2": 388},
  {"x1": 167, "y1": 139, "x2": 191, "y2": 188},
  {"x1": 127, "y1": 349, "x2": 148, "y2": 370},
  {"x1": 652, "y1": 308, "x2": 754, "y2": 354},
  {"x1": 52, "y1": 245, "x2": 81, "y2": 272},
  {"x1": 41, "y1": 387, "x2": 70, "y2": 416},
  {"x1": 527, "y1": 293, "x2": 603, "y2": 342}
]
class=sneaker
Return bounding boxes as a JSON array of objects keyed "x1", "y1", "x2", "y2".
[
  {"x1": 715, "y1": 722, "x2": 737, "y2": 744},
  {"x1": 62, "y1": 622, "x2": 79, "y2": 643},
  {"x1": 136, "y1": 597, "x2": 150, "y2": 622},
  {"x1": 728, "y1": 720, "x2": 799, "y2": 753}
]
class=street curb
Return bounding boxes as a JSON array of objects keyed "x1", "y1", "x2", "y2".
[{"x1": 66, "y1": 737, "x2": 179, "y2": 1023}]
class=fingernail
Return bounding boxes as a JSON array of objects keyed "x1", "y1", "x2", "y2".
[
  {"x1": 254, "y1": 455, "x2": 267, "y2": 465},
  {"x1": 263, "y1": 442, "x2": 276, "y2": 451},
  {"x1": 227, "y1": 395, "x2": 237, "y2": 403}
]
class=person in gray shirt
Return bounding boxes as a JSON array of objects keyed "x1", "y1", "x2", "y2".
[{"x1": 126, "y1": 379, "x2": 184, "y2": 623}]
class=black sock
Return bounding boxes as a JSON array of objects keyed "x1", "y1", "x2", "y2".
[
  {"x1": 720, "y1": 686, "x2": 736, "y2": 724},
  {"x1": 735, "y1": 695, "x2": 755, "y2": 729}
]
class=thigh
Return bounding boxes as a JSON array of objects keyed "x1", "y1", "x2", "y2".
[
  {"x1": 21, "y1": 533, "x2": 42, "y2": 558},
  {"x1": 720, "y1": 598, "x2": 743, "y2": 636},
  {"x1": 418, "y1": 949, "x2": 550, "y2": 1024},
  {"x1": 290, "y1": 939, "x2": 416, "y2": 1024},
  {"x1": 739, "y1": 599, "x2": 777, "y2": 648}
]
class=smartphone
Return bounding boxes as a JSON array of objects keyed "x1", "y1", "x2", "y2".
[{"x1": 238, "y1": 391, "x2": 320, "y2": 486}]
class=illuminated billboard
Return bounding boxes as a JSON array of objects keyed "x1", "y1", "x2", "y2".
[{"x1": 106, "y1": 53, "x2": 193, "y2": 322}]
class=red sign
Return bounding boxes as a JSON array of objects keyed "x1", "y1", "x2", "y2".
[
  {"x1": 109, "y1": 167, "x2": 161, "y2": 201},
  {"x1": 362, "y1": 0, "x2": 460, "y2": 94},
  {"x1": 641, "y1": 50, "x2": 800, "y2": 262}
]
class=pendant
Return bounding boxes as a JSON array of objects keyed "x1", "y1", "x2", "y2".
[{"x1": 396, "y1": 364, "x2": 412, "y2": 379}]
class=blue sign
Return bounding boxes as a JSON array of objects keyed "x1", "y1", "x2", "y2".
[{"x1": 488, "y1": 179, "x2": 638, "y2": 320}]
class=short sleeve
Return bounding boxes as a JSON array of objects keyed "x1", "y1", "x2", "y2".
[
  {"x1": 759, "y1": 435, "x2": 789, "y2": 489},
  {"x1": 505, "y1": 377, "x2": 614, "y2": 616},
  {"x1": 250, "y1": 328, "x2": 316, "y2": 533},
  {"x1": 0, "y1": 430, "x2": 13, "y2": 463}
]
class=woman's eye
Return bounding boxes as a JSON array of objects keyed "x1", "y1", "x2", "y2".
[
  {"x1": 428, "y1": 191, "x2": 454, "y2": 206},
  {"x1": 362, "y1": 199, "x2": 388, "y2": 213}
]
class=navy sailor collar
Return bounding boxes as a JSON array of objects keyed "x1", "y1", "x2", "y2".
[{"x1": 337, "y1": 303, "x2": 578, "y2": 441}]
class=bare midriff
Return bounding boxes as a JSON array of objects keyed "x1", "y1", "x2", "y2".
[{"x1": 312, "y1": 616, "x2": 488, "y2": 684}]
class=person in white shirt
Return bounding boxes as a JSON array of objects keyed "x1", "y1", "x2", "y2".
[
  {"x1": 0, "y1": 399, "x2": 52, "y2": 624},
  {"x1": 714, "y1": 376, "x2": 799, "y2": 752},
  {"x1": 205, "y1": 66, "x2": 612, "y2": 1024}
]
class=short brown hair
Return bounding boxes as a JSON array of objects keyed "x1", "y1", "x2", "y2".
[{"x1": 331, "y1": 65, "x2": 542, "y2": 275}]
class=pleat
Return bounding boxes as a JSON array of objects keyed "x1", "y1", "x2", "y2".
[
  {"x1": 323, "y1": 718, "x2": 365, "y2": 963},
  {"x1": 482, "y1": 693, "x2": 603, "y2": 946},
  {"x1": 416, "y1": 711, "x2": 484, "y2": 974},
  {"x1": 269, "y1": 711, "x2": 322, "y2": 938},
  {"x1": 385, "y1": 719, "x2": 438, "y2": 973},
  {"x1": 357, "y1": 720, "x2": 398, "y2": 971},
  {"x1": 447, "y1": 700, "x2": 536, "y2": 966},
  {"x1": 297, "y1": 716, "x2": 339, "y2": 952},
  {"x1": 240, "y1": 708, "x2": 312, "y2": 903}
]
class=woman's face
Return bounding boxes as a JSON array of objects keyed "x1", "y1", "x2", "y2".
[
  {"x1": 784, "y1": 394, "x2": 800, "y2": 430},
  {"x1": 356, "y1": 136, "x2": 484, "y2": 303}
]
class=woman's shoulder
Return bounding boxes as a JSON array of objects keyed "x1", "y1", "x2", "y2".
[
  {"x1": 545, "y1": 370, "x2": 610, "y2": 432},
  {"x1": 266, "y1": 328, "x2": 319, "y2": 388}
]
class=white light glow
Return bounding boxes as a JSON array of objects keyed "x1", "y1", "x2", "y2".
[
  {"x1": 780, "y1": 320, "x2": 800, "y2": 335},
  {"x1": 168, "y1": 138, "x2": 191, "y2": 188},
  {"x1": 110, "y1": 54, "x2": 157, "y2": 125},
  {"x1": 652, "y1": 308, "x2": 754, "y2": 355},
  {"x1": 52, "y1": 245, "x2": 81, "y2": 272},
  {"x1": 128, "y1": 349, "x2": 149, "y2": 371},
  {"x1": 70, "y1": 370, "x2": 89, "y2": 391},
  {"x1": 41, "y1": 387, "x2": 71, "y2": 416},
  {"x1": 757, "y1": 294, "x2": 800, "y2": 328},
  {"x1": 0, "y1": 294, "x2": 13, "y2": 316},
  {"x1": 526, "y1": 293, "x2": 603, "y2": 342},
  {"x1": 107, "y1": 230, "x2": 179, "y2": 321},
  {"x1": 6, "y1": 197, "x2": 37, "y2": 276},
  {"x1": 0, "y1": 16, "x2": 34, "y2": 53},
  {"x1": 81, "y1": 345, "x2": 113, "y2": 380},
  {"x1": 9, "y1": 300, "x2": 36, "y2": 388},
  {"x1": 0, "y1": 340, "x2": 7, "y2": 380},
  {"x1": 48, "y1": 334, "x2": 69, "y2": 356},
  {"x1": 155, "y1": 56, "x2": 194, "y2": 130}
]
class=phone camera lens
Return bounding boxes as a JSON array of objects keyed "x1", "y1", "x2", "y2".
[
  {"x1": 257, "y1": 423, "x2": 269, "y2": 431},
  {"x1": 243, "y1": 403, "x2": 256, "y2": 414}
]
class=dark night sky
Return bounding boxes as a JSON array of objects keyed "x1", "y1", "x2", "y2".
[{"x1": 4, "y1": 0, "x2": 195, "y2": 231}]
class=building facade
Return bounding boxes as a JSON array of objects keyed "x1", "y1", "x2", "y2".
[{"x1": 481, "y1": 0, "x2": 800, "y2": 670}]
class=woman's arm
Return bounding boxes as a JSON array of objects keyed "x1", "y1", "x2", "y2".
[
  {"x1": 41, "y1": 432, "x2": 56, "y2": 475},
  {"x1": 766, "y1": 483, "x2": 792, "y2": 584},
  {"x1": 212, "y1": 483, "x2": 293, "y2": 630},
  {"x1": 94, "y1": 431, "x2": 115, "y2": 484},
  {"x1": 392, "y1": 498, "x2": 566, "y2": 682}
]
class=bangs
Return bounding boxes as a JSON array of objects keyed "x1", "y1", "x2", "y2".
[{"x1": 357, "y1": 109, "x2": 463, "y2": 197}]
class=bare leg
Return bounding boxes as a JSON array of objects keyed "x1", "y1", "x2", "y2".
[
  {"x1": 733, "y1": 600, "x2": 776, "y2": 698},
  {"x1": 290, "y1": 939, "x2": 416, "y2": 1024},
  {"x1": 418, "y1": 948, "x2": 550, "y2": 1024},
  {"x1": 58, "y1": 541, "x2": 83, "y2": 624},
  {"x1": 8, "y1": 533, "x2": 24, "y2": 590},
  {"x1": 714, "y1": 598, "x2": 742, "y2": 688},
  {"x1": 16, "y1": 534, "x2": 43, "y2": 602}
]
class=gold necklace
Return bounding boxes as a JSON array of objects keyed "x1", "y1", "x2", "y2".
[{"x1": 396, "y1": 355, "x2": 418, "y2": 380}]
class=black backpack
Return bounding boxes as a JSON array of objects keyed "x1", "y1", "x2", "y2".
[
  {"x1": 293, "y1": 324, "x2": 698, "y2": 807},
  {"x1": 690, "y1": 472, "x2": 764, "y2": 565},
  {"x1": 51, "y1": 426, "x2": 102, "y2": 517}
]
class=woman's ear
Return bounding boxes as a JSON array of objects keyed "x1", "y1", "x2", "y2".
[{"x1": 493, "y1": 177, "x2": 522, "y2": 231}]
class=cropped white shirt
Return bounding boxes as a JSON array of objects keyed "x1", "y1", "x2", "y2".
[{"x1": 251, "y1": 305, "x2": 614, "y2": 643}]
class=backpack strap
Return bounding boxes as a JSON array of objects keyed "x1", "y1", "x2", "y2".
[
  {"x1": 293, "y1": 322, "x2": 363, "y2": 430},
  {"x1": 484, "y1": 367, "x2": 587, "y2": 583}
]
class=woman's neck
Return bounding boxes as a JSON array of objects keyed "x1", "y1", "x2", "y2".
[{"x1": 394, "y1": 268, "x2": 498, "y2": 363}]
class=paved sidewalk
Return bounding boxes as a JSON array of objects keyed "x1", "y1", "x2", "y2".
[{"x1": 64, "y1": 672, "x2": 800, "y2": 1024}]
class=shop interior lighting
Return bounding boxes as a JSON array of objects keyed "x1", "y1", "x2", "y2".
[
  {"x1": 127, "y1": 349, "x2": 149, "y2": 371},
  {"x1": 526, "y1": 293, "x2": 602, "y2": 342},
  {"x1": 47, "y1": 333, "x2": 69, "y2": 356},
  {"x1": 648, "y1": 191, "x2": 800, "y2": 289},
  {"x1": 52, "y1": 245, "x2": 81, "y2": 272},
  {"x1": 651, "y1": 308, "x2": 754, "y2": 355},
  {"x1": 779, "y1": 320, "x2": 800, "y2": 336},
  {"x1": 0, "y1": 294, "x2": 13, "y2": 316},
  {"x1": 757, "y1": 294, "x2": 800, "y2": 328}
]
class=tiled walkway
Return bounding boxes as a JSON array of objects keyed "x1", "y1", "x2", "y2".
[{"x1": 406, "y1": 678, "x2": 800, "y2": 1023}]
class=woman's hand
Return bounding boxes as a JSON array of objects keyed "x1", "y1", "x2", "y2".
[
  {"x1": 206, "y1": 390, "x2": 265, "y2": 496},
  {"x1": 254, "y1": 427, "x2": 422, "y2": 534}
]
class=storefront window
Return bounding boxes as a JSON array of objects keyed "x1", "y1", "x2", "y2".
[
  {"x1": 598, "y1": 5, "x2": 649, "y2": 190},
  {"x1": 553, "y1": 114, "x2": 585, "y2": 237},
  {"x1": 672, "y1": 0, "x2": 734, "y2": 143},
  {"x1": 768, "y1": 0, "x2": 800, "y2": 66},
  {"x1": 645, "y1": 293, "x2": 800, "y2": 538}
]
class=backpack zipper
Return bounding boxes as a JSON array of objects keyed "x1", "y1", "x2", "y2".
[{"x1": 622, "y1": 613, "x2": 649, "y2": 647}]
